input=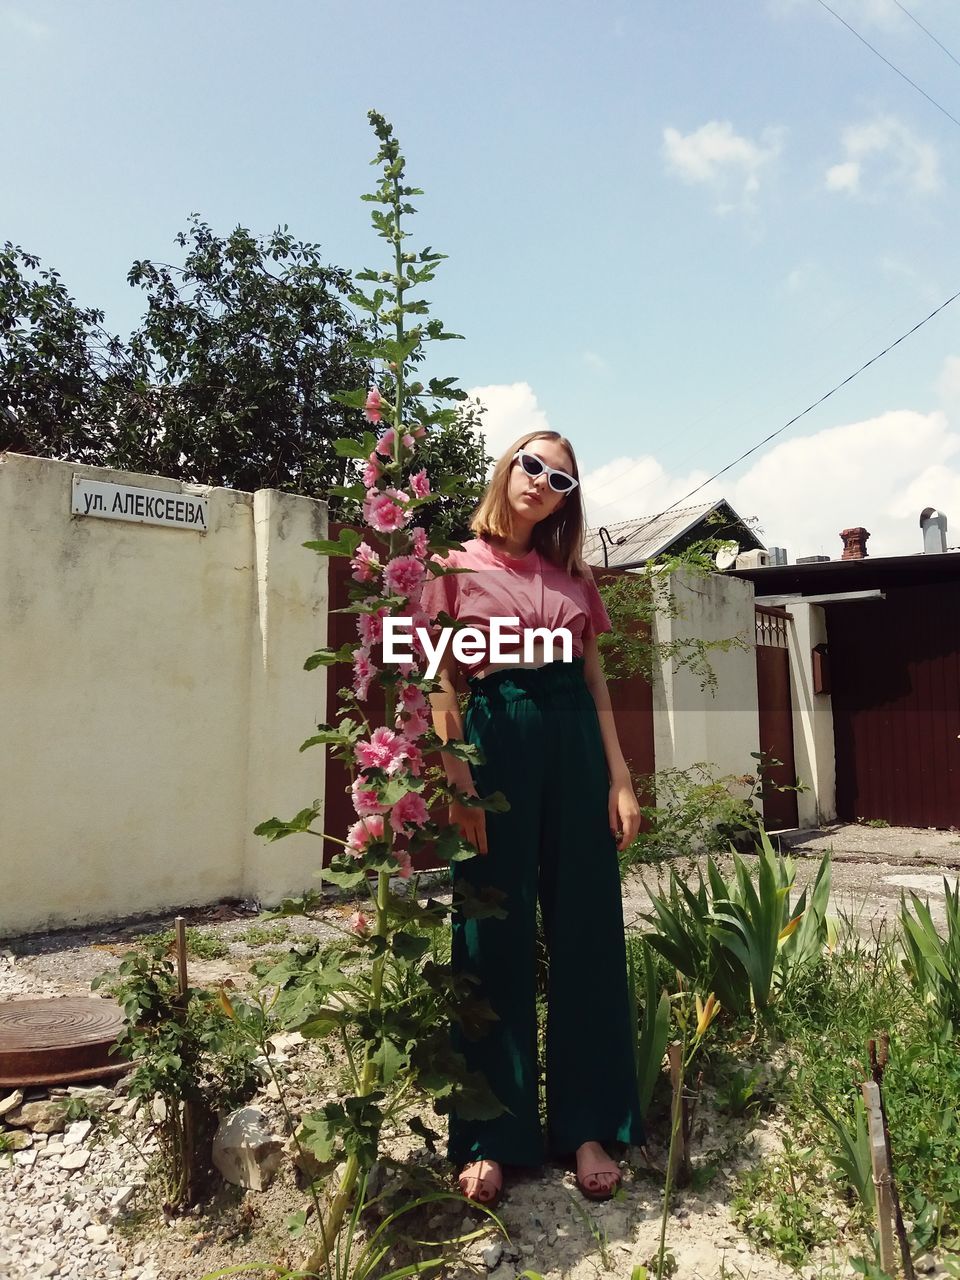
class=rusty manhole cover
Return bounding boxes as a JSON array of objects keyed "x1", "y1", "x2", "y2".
[{"x1": 0, "y1": 997, "x2": 127, "y2": 1086}]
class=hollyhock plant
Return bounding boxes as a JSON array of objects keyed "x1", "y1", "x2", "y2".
[
  {"x1": 351, "y1": 776, "x2": 389, "y2": 818},
  {"x1": 255, "y1": 113, "x2": 508, "y2": 1261},
  {"x1": 383, "y1": 554, "x2": 425, "y2": 599},
  {"x1": 411, "y1": 526, "x2": 428, "y2": 559},
  {"x1": 364, "y1": 387, "x2": 383, "y2": 423},
  {"x1": 363, "y1": 487, "x2": 410, "y2": 534},
  {"x1": 346, "y1": 814, "x2": 385, "y2": 856},
  {"x1": 350, "y1": 541, "x2": 382, "y2": 585},
  {"x1": 390, "y1": 790, "x2": 430, "y2": 836},
  {"x1": 352, "y1": 650, "x2": 377, "y2": 700},
  {"x1": 357, "y1": 605, "x2": 390, "y2": 648},
  {"x1": 409, "y1": 469, "x2": 430, "y2": 499},
  {"x1": 393, "y1": 850, "x2": 413, "y2": 879},
  {"x1": 348, "y1": 910, "x2": 371, "y2": 936},
  {"x1": 355, "y1": 726, "x2": 410, "y2": 776}
]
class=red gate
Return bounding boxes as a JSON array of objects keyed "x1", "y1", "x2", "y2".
[{"x1": 755, "y1": 605, "x2": 799, "y2": 830}]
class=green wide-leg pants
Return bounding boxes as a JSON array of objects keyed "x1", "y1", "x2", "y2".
[{"x1": 448, "y1": 658, "x2": 645, "y2": 1167}]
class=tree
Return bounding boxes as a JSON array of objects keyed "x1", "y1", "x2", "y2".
[{"x1": 1, "y1": 221, "x2": 490, "y2": 528}]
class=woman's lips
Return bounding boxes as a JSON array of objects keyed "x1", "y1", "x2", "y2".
[{"x1": 523, "y1": 491, "x2": 542, "y2": 504}]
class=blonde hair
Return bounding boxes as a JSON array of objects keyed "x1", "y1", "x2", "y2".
[{"x1": 470, "y1": 431, "x2": 587, "y2": 576}]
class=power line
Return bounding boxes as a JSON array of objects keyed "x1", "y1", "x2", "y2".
[
  {"x1": 814, "y1": 0, "x2": 960, "y2": 130},
  {"x1": 892, "y1": 0, "x2": 960, "y2": 72},
  {"x1": 606, "y1": 285, "x2": 960, "y2": 561}
]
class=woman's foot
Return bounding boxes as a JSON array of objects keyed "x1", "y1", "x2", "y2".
[
  {"x1": 458, "y1": 1159, "x2": 503, "y2": 1207},
  {"x1": 575, "y1": 1141, "x2": 621, "y2": 1200}
]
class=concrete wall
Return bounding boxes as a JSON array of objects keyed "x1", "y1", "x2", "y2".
[
  {"x1": 0, "y1": 453, "x2": 329, "y2": 937},
  {"x1": 787, "y1": 603, "x2": 837, "y2": 826},
  {"x1": 650, "y1": 568, "x2": 760, "y2": 789}
]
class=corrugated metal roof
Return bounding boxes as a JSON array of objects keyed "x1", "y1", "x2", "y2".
[{"x1": 583, "y1": 501, "x2": 722, "y2": 568}]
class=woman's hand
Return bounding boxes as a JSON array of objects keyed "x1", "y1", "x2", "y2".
[
  {"x1": 608, "y1": 777, "x2": 641, "y2": 853},
  {"x1": 451, "y1": 785, "x2": 488, "y2": 856}
]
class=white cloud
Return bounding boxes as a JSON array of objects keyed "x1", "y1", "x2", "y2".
[
  {"x1": 466, "y1": 381, "x2": 553, "y2": 465},
  {"x1": 825, "y1": 160, "x2": 860, "y2": 193},
  {"x1": 825, "y1": 115, "x2": 940, "y2": 198},
  {"x1": 1, "y1": 7, "x2": 51, "y2": 37},
  {"x1": 662, "y1": 120, "x2": 783, "y2": 211},
  {"x1": 582, "y1": 350, "x2": 611, "y2": 375},
  {"x1": 583, "y1": 456, "x2": 714, "y2": 528},
  {"x1": 583, "y1": 401, "x2": 960, "y2": 560}
]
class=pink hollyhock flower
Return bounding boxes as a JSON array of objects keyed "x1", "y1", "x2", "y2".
[
  {"x1": 410, "y1": 424, "x2": 427, "y2": 440},
  {"x1": 391, "y1": 791, "x2": 430, "y2": 836},
  {"x1": 398, "y1": 707, "x2": 431, "y2": 740},
  {"x1": 355, "y1": 727, "x2": 409, "y2": 776},
  {"x1": 353, "y1": 650, "x2": 377, "y2": 700},
  {"x1": 362, "y1": 456, "x2": 381, "y2": 488},
  {"x1": 411, "y1": 526, "x2": 429, "y2": 559},
  {"x1": 397, "y1": 660, "x2": 420, "y2": 677},
  {"x1": 406, "y1": 609, "x2": 433, "y2": 658},
  {"x1": 351, "y1": 541, "x2": 381, "y2": 585},
  {"x1": 348, "y1": 910, "x2": 371, "y2": 936},
  {"x1": 363, "y1": 488, "x2": 411, "y2": 534},
  {"x1": 401, "y1": 684, "x2": 428, "y2": 715},
  {"x1": 402, "y1": 743, "x2": 424, "y2": 776},
  {"x1": 394, "y1": 850, "x2": 413, "y2": 879},
  {"x1": 375, "y1": 427, "x2": 415, "y2": 457},
  {"x1": 357, "y1": 606, "x2": 389, "y2": 648},
  {"x1": 351, "y1": 776, "x2": 388, "y2": 817},
  {"x1": 346, "y1": 814, "x2": 385, "y2": 856},
  {"x1": 409, "y1": 469, "x2": 431, "y2": 499},
  {"x1": 364, "y1": 388, "x2": 383, "y2": 424},
  {"x1": 384, "y1": 554, "x2": 425, "y2": 599}
]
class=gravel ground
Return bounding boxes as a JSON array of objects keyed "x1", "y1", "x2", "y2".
[{"x1": 3, "y1": 827, "x2": 959, "y2": 1279}]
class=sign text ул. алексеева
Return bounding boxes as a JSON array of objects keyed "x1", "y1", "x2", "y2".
[{"x1": 71, "y1": 477, "x2": 208, "y2": 532}]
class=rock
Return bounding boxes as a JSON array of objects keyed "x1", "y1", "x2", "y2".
[
  {"x1": 915, "y1": 1256, "x2": 937, "y2": 1275},
  {"x1": 0, "y1": 1088, "x2": 24, "y2": 1118},
  {"x1": 5, "y1": 1100, "x2": 66, "y2": 1134},
  {"x1": 38, "y1": 1261, "x2": 58, "y2": 1277},
  {"x1": 60, "y1": 1149, "x2": 91, "y2": 1170},
  {"x1": 267, "y1": 1030, "x2": 303, "y2": 1054},
  {"x1": 212, "y1": 1107, "x2": 284, "y2": 1192},
  {"x1": 262, "y1": 1080, "x2": 282, "y2": 1101},
  {"x1": 13, "y1": 1149, "x2": 36, "y2": 1166},
  {"x1": 64, "y1": 1119, "x2": 94, "y2": 1146},
  {"x1": 120, "y1": 1097, "x2": 140, "y2": 1121},
  {"x1": 482, "y1": 1242, "x2": 504, "y2": 1269},
  {"x1": 109, "y1": 1186, "x2": 136, "y2": 1216},
  {"x1": 4, "y1": 1130, "x2": 34, "y2": 1151},
  {"x1": 85, "y1": 1224, "x2": 110, "y2": 1245},
  {"x1": 40, "y1": 1141, "x2": 67, "y2": 1158}
]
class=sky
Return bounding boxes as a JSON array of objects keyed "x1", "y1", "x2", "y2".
[{"x1": 3, "y1": 0, "x2": 960, "y2": 560}]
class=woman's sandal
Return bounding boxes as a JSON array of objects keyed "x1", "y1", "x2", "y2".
[{"x1": 457, "y1": 1159, "x2": 503, "y2": 1210}]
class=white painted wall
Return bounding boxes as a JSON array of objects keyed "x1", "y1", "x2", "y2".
[
  {"x1": 650, "y1": 568, "x2": 760, "y2": 790},
  {"x1": 787, "y1": 603, "x2": 837, "y2": 826},
  {"x1": 0, "y1": 453, "x2": 330, "y2": 936}
]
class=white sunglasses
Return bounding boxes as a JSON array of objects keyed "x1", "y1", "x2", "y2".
[{"x1": 513, "y1": 449, "x2": 579, "y2": 494}]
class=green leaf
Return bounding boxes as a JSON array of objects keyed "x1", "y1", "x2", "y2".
[
  {"x1": 320, "y1": 865, "x2": 366, "y2": 889},
  {"x1": 303, "y1": 528, "x2": 362, "y2": 558},
  {"x1": 391, "y1": 931, "x2": 431, "y2": 964},
  {"x1": 254, "y1": 807, "x2": 319, "y2": 840}
]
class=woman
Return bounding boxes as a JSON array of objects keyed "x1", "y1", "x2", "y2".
[{"x1": 421, "y1": 430, "x2": 644, "y2": 1208}]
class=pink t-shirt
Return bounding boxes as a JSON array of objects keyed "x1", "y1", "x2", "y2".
[{"x1": 419, "y1": 537, "x2": 612, "y2": 674}]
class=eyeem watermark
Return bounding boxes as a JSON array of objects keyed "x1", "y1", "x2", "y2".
[{"x1": 383, "y1": 616, "x2": 573, "y2": 679}]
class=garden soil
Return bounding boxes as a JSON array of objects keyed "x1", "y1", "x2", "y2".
[{"x1": 2, "y1": 822, "x2": 958, "y2": 1280}]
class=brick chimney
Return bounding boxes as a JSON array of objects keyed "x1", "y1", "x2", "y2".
[{"x1": 839, "y1": 526, "x2": 870, "y2": 559}]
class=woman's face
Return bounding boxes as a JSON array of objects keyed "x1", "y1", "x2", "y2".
[{"x1": 506, "y1": 437, "x2": 575, "y2": 526}]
